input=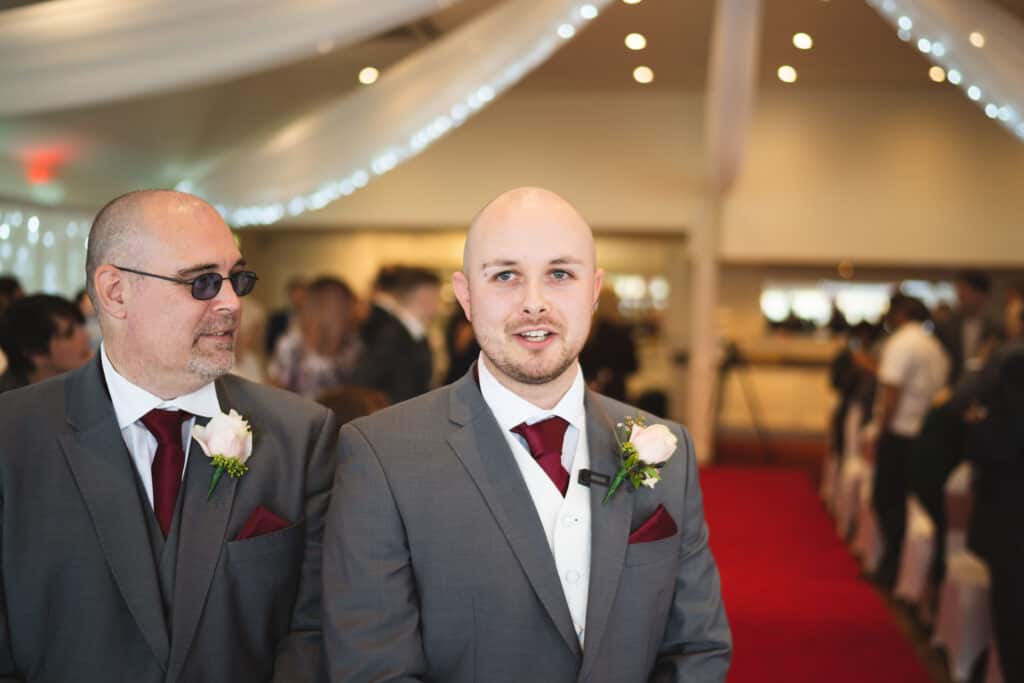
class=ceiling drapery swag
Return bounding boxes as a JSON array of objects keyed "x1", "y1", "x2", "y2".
[
  {"x1": 181, "y1": 0, "x2": 611, "y2": 226},
  {"x1": 867, "y1": 0, "x2": 1024, "y2": 142},
  {"x1": 0, "y1": 0, "x2": 459, "y2": 115}
]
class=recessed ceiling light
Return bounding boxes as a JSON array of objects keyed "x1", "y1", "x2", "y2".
[
  {"x1": 633, "y1": 66, "x2": 654, "y2": 84},
  {"x1": 969, "y1": 31, "x2": 985, "y2": 48},
  {"x1": 928, "y1": 66, "x2": 946, "y2": 83},
  {"x1": 557, "y1": 23, "x2": 576, "y2": 39},
  {"x1": 793, "y1": 33, "x2": 813, "y2": 50},
  {"x1": 777, "y1": 65, "x2": 798, "y2": 83},
  {"x1": 358, "y1": 67, "x2": 379, "y2": 85},
  {"x1": 623, "y1": 0, "x2": 642, "y2": 4},
  {"x1": 625, "y1": 33, "x2": 647, "y2": 50},
  {"x1": 579, "y1": 4, "x2": 598, "y2": 19}
]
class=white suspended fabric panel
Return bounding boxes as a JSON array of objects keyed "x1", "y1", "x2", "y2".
[
  {"x1": 181, "y1": 0, "x2": 611, "y2": 225},
  {"x1": 0, "y1": 0, "x2": 459, "y2": 115},
  {"x1": 867, "y1": 0, "x2": 1024, "y2": 142}
]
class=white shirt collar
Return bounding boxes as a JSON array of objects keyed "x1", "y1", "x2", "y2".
[
  {"x1": 477, "y1": 353, "x2": 586, "y2": 435},
  {"x1": 100, "y1": 342, "x2": 222, "y2": 429}
]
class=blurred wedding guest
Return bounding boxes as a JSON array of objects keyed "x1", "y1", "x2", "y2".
[
  {"x1": 443, "y1": 306, "x2": 478, "y2": 385},
  {"x1": 0, "y1": 276, "x2": 23, "y2": 315},
  {"x1": 865, "y1": 294, "x2": 949, "y2": 588},
  {"x1": 829, "y1": 322, "x2": 880, "y2": 463},
  {"x1": 962, "y1": 328, "x2": 1024, "y2": 681},
  {"x1": 1004, "y1": 282, "x2": 1024, "y2": 340},
  {"x1": 269, "y1": 276, "x2": 362, "y2": 399},
  {"x1": 0, "y1": 294, "x2": 92, "y2": 393},
  {"x1": 579, "y1": 288, "x2": 637, "y2": 402},
  {"x1": 353, "y1": 266, "x2": 441, "y2": 403},
  {"x1": 264, "y1": 275, "x2": 307, "y2": 355},
  {"x1": 936, "y1": 270, "x2": 1001, "y2": 382},
  {"x1": 76, "y1": 287, "x2": 103, "y2": 350},
  {"x1": 232, "y1": 296, "x2": 267, "y2": 384}
]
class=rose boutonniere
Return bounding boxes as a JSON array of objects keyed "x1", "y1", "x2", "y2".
[
  {"x1": 192, "y1": 409, "x2": 253, "y2": 499},
  {"x1": 603, "y1": 415, "x2": 677, "y2": 503}
]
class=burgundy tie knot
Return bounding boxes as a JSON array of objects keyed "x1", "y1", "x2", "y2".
[
  {"x1": 140, "y1": 409, "x2": 191, "y2": 536},
  {"x1": 511, "y1": 416, "x2": 570, "y2": 496},
  {"x1": 141, "y1": 409, "x2": 190, "y2": 446}
]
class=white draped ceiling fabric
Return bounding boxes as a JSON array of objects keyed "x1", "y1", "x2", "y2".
[
  {"x1": 181, "y1": 0, "x2": 611, "y2": 226},
  {"x1": 0, "y1": 0, "x2": 458, "y2": 115},
  {"x1": 867, "y1": 0, "x2": 1024, "y2": 142},
  {"x1": 685, "y1": 0, "x2": 762, "y2": 464}
]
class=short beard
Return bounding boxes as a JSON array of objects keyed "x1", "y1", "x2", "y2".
[
  {"x1": 187, "y1": 342, "x2": 235, "y2": 383},
  {"x1": 483, "y1": 346, "x2": 577, "y2": 386}
]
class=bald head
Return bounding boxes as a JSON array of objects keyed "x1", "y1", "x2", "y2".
[
  {"x1": 85, "y1": 190, "x2": 220, "y2": 303},
  {"x1": 463, "y1": 187, "x2": 595, "y2": 275}
]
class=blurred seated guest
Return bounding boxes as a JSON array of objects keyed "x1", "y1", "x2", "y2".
[
  {"x1": 864, "y1": 294, "x2": 949, "y2": 588},
  {"x1": 232, "y1": 296, "x2": 268, "y2": 384},
  {"x1": 443, "y1": 306, "x2": 478, "y2": 385},
  {"x1": 353, "y1": 266, "x2": 441, "y2": 403},
  {"x1": 269, "y1": 276, "x2": 361, "y2": 399},
  {"x1": 0, "y1": 294, "x2": 92, "y2": 393},
  {"x1": 936, "y1": 270, "x2": 1002, "y2": 382},
  {"x1": 75, "y1": 287, "x2": 102, "y2": 351},
  {"x1": 962, "y1": 330, "x2": 1024, "y2": 681},
  {"x1": 264, "y1": 276, "x2": 307, "y2": 355},
  {"x1": 317, "y1": 385, "x2": 390, "y2": 425},
  {"x1": 579, "y1": 288, "x2": 637, "y2": 402},
  {"x1": 829, "y1": 322, "x2": 880, "y2": 462}
]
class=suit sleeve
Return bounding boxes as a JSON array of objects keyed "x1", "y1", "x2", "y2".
[
  {"x1": 649, "y1": 427, "x2": 733, "y2": 683},
  {"x1": 322, "y1": 423, "x2": 427, "y2": 682},
  {"x1": 0, "y1": 486, "x2": 24, "y2": 682},
  {"x1": 271, "y1": 407, "x2": 340, "y2": 683}
]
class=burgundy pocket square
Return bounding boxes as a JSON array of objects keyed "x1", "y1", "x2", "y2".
[
  {"x1": 628, "y1": 504, "x2": 678, "y2": 544},
  {"x1": 234, "y1": 505, "x2": 291, "y2": 541}
]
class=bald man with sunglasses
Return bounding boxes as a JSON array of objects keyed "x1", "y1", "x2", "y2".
[{"x1": 0, "y1": 190, "x2": 338, "y2": 682}]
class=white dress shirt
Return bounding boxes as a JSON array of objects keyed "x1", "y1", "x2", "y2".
[
  {"x1": 478, "y1": 356, "x2": 592, "y2": 645},
  {"x1": 100, "y1": 343, "x2": 222, "y2": 509},
  {"x1": 878, "y1": 322, "x2": 949, "y2": 437}
]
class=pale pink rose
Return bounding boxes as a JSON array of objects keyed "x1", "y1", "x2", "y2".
[
  {"x1": 192, "y1": 409, "x2": 253, "y2": 464},
  {"x1": 629, "y1": 423, "x2": 677, "y2": 465}
]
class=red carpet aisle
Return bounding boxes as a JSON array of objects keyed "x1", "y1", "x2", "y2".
[{"x1": 700, "y1": 467, "x2": 932, "y2": 683}]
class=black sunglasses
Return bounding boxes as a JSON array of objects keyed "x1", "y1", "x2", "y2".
[{"x1": 114, "y1": 265, "x2": 258, "y2": 301}]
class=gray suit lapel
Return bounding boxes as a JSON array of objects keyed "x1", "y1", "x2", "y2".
[
  {"x1": 579, "y1": 392, "x2": 633, "y2": 680},
  {"x1": 59, "y1": 358, "x2": 170, "y2": 669},
  {"x1": 166, "y1": 381, "x2": 238, "y2": 683},
  {"x1": 445, "y1": 374, "x2": 582, "y2": 659}
]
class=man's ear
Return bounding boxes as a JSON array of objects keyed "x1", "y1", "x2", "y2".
[
  {"x1": 452, "y1": 271, "x2": 472, "y2": 322},
  {"x1": 93, "y1": 265, "x2": 128, "y2": 320},
  {"x1": 592, "y1": 268, "x2": 605, "y2": 312}
]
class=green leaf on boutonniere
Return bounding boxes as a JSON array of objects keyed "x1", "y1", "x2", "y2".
[{"x1": 207, "y1": 454, "x2": 249, "y2": 499}]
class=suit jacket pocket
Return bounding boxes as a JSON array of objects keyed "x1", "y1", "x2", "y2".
[
  {"x1": 226, "y1": 518, "x2": 305, "y2": 564},
  {"x1": 624, "y1": 534, "x2": 679, "y2": 567}
]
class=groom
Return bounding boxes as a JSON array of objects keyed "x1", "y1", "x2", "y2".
[
  {"x1": 0, "y1": 190, "x2": 337, "y2": 682},
  {"x1": 323, "y1": 187, "x2": 731, "y2": 682}
]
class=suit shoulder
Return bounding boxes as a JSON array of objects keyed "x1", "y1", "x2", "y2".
[
  {"x1": 218, "y1": 374, "x2": 330, "y2": 425},
  {"x1": 345, "y1": 383, "x2": 452, "y2": 440},
  {"x1": 0, "y1": 371, "x2": 70, "y2": 426}
]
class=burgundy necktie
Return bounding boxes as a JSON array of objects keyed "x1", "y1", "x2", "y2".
[
  {"x1": 511, "y1": 416, "x2": 571, "y2": 496},
  {"x1": 140, "y1": 409, "x2": 191, "y2": 536}
]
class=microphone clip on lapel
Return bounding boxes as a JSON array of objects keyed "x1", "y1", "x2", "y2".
[{"x1": 578, "y1": 469, "x2": 611, "y2": 488}]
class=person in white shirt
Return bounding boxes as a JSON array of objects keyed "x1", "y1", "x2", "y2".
[
  {"x1": 867, "y1": 293, "x2": 950, "y2": 587},
  {"x1": 323, "y1": 186, "x2": 731, "y2": 683}
]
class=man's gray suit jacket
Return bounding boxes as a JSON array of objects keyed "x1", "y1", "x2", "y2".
[
  {"x1": 323, "y1": 370, "x2": 732, "y2": 682},
  {"x1": 0, "y1": 357, "x2": 338, "y2": 682}
]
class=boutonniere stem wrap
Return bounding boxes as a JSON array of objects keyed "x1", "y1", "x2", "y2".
[
  {"x1": 604, "y1": 415, "x2": 678, "y2": 503},
  {"x1": 192, "y1": 409, "x2": 254, "y2": 499}
]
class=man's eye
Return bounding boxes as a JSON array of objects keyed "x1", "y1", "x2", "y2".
[
  {"x1": 551, "y1": 270, "x2": 572, "y2": 280},
  {"x1": 495, "y1": 271, "x2": 515, "y2": 282}
]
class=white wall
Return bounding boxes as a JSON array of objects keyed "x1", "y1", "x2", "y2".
[{"x1": 289, "y1": 87, "x2": 1024, "y2": 266}]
